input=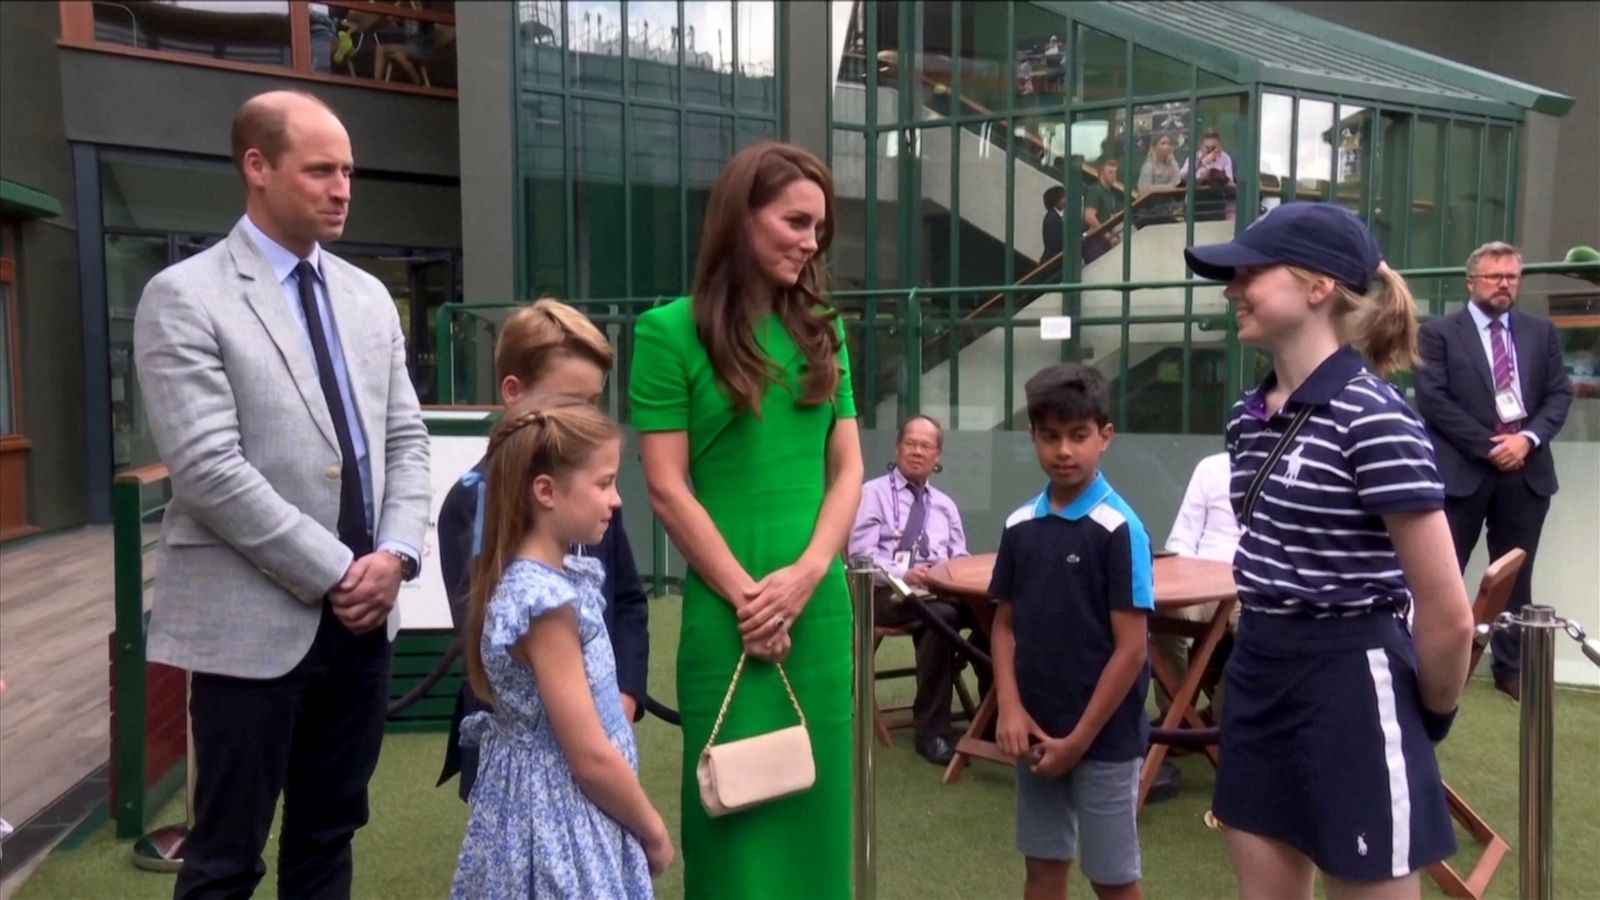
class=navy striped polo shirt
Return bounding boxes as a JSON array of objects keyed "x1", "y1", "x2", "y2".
[{"x1": 1226, "y1": 346, "x2": 1445, "y2": 619}]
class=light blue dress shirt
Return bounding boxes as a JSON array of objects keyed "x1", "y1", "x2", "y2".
[
  {"x1": 1465, "y1": 300, "x2": 1540, "y2": 447},
  {"x1": 239, "y1": 215, "x2": 419, "y2": 567}
]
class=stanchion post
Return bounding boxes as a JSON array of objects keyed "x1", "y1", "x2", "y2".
[
  {"x1": 1517, "y1": 605, "x2": 1557, "y2": 900},
  {"x1": 848, "y1": 559, "x2": 878, "y2": 900}
]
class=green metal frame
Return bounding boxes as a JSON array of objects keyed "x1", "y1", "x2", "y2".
[
  {"x1": 510, "y1": 1, "x2": 784, "y2": 303},
  {"x1": 111, "y1": 475, "x2": 177, "y2": 839}
]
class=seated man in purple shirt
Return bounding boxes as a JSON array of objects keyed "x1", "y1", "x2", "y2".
[{"x1": 849, "y1": 415, "x2": 976, "y2": 765}]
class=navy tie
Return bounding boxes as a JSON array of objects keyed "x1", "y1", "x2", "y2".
[
  {"x1": 897, "y1": 484, "x2": 927, "y2": 557},
  {"x1": 294, "y1": 261, "x2": 371, "y2": 557}
]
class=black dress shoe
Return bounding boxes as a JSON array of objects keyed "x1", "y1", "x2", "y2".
[
  {"x1": 1495, "y1": 676, "x2": 1522, "y2": 702},
  {"x1": 914, "y1": 735, "x2": 956, "y2": 766}
]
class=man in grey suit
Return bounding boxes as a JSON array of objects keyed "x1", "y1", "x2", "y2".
[{"x1": 133, "y1": 90, "x2": 430, "y2": 898}]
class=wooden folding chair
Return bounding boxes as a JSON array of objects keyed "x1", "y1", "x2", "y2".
[{"x1": 1426, "y1": 548, "x2": 1525, "y2": 899}]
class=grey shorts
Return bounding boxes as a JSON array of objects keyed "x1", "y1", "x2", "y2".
[{"x1": 1015, "y1": 757, "x2": 1143, "y2": 885}]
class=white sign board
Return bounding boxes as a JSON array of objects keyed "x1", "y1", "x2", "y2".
[
  {"x1": 397, "y1": 433, "x2": 491, "y2": 631},
  {"x1": 1040, "y1": 316, "x2": 1073, "y2": 341}
]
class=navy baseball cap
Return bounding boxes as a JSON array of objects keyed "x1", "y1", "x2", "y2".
[{"x1": 1184, "y1": 202, "x2": 1383, "y2": 292}]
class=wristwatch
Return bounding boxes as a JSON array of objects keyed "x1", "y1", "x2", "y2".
[{"x1": 385, "y1": 549, "x2": 420, "y2": 582}]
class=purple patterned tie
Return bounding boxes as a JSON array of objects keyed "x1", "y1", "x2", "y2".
[{"x1": 1489, "y1": 319, "x2": 1520, "y2": 435}]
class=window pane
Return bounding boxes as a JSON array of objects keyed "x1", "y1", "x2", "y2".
[
  {"x1": 326, "y1": 6, "x2": 457, "y2": 89},
  {"x1": 519, "y1": 92, "x2": 567, "y2": 297},
  {"x1": 1194, "y1": 94, "x2": 1246, "y2": 224},
  {"x1": 631, "y1": 107, "x2": 682, "y2": 297},
  {"x1": 872, "y1": 0, "x2": 902, "y2": 126},
  {"x1": 515, "y1": 0, "x2": 564, "y2": 87},
  {"x1": 106, "y1": 233, "x2": 171, "y2": 470},
  {"x1": 1132, "y1": 100, "x2": 1189, "y2": 195},
  {"x1": 1294, "y1": 98, "x2": 1335, "y2": 201},
  {"x1": 1197, "y1": 69, "x2": 1234, "y2": 90},
  {"x1": 572, "y1": 100, "x2": 626, "y2": 299},
  {"x1": 101, "y1": 153, "x2": 240, "y2": 235},
  {"x1": 1446, "y1": 121, "x2": 1483, "y2": 267},
  {"x1": 1410, "y1": 116, "x2": 1447, "y2": 306},
  {"x1": 628, "y1": 1, "x2": 680, "y2": 101},
  {"x1": 831, "y1": 0, "x2": 867, "y2": 125},
  {"x1": 684, "y1": 1, "x2": 734, "y2": 108},
  {"x1": 1483, "y1": 125, "x2": 1512, "y2": 243},
  {"x1": 736, "y1": 0, "x2": 776, "y2": 113},
  {"x1": 686, "y1": 113, "x2": 733, "y2": 264},
  {"x1": 569, "y1": 0, "x2": 623, "y2": 93},
  {"x1": 1259, "y1": 92, "x2": 1293, "y2": 212},
  {"x1": 1335, "y1": 104, "x2": 1371, "y2": 218},
  {"x1": 916, "y1": 124, "x2": 954, "y2": 288},
  {"x1": 1014, "y1": 2, "x2": 1067, "y2": 164},
  {"x1": 1133, "y1": 45, "x2": 1188, "y2": 97},
  {"x1": 1074, "y1": 108, "x2": 1128, "y2": 280},
  {"x1": 958, "y1": 0, "x2": 1012, "y2": 115},
  {"x1": 736, "y1": 117, "x2": 775, "y2": 149},
  {"x1": 829, "y1": 128, "x2": 870, "y2": 291},
  {"x1": 94, "y1": 0, "x2": 290, "y2": 66},
  {"x1": 1373, "y1": 111, "x2": 1411, "y2": 261},
  {"x1": 912, "y1": 1, "x2": 951, "y2": 118},
  {"x1": 1075, "y1": 26, "x2": 1126, "y2": 103}
]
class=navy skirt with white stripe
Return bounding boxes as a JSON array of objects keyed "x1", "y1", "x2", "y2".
[{"x1": 1213, "y1": 611, "x2": 1456, "y2": 881}]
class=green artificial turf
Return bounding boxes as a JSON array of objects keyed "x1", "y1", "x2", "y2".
[{"x1": 17, "y1": 596, "x2": 1599, "y2": 899}]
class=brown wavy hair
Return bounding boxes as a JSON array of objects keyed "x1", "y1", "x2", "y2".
[
  {"x1": 691, "y1": 141, "x2": 841, "y2": 415},
  {"x1": 494, "y1": 298, "x2": 615, "y2": 384},
  {"x1": 465, "y1": 399, "x2": 620, "y2": 704}
]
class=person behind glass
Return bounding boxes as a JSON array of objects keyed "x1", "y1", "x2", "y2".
[
  {"x1": 131, "y1": 91, "x2": 431, "y2": 898},
  {"x1": 1152, "y1": 452, "x2": 1241, "y2": 718},
  {"x1": 992, "y1": 364, "x2": 1154, "y2": 900},
  {"x1": 1185, "y1": 203, "x2": 1475, "y2": 899},
  {"x1": 848, "y1": 414, "x2": 974, "y2": 766},
  {"x1": 1136, "y1": 133, "x2": 1181, "y2": 193},
  {"x1": 1414, "y1": 243, "x2": 1571, "y2": 702},
  {"x1": 1082, "y1": 157, "x2": 1123, "y2": 266},
  {"x1": 631, "y1": 142, "x2": 864, "y2": 898},
  {"x1": 451, "y1": 401, "x2": 671, "y2": 897},
  {"x1": 1178, "y1": 130, "x2": 1236, "y2": 220},
  {"x1": 1042, "y1": 186, "x2": 1066, "y2": 269},
  {"x1": 436, "y1": 300, "x2": 650, "y2": 801}
]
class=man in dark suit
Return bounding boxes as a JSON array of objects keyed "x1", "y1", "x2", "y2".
[
  {"x1": 1041, "y1": 185, "x2": 1065, "y2": 266},
  {"x1": 434, "y1": 301, "x2": 650, "y2": 799},
  {"x1": 1415, "y1": 241, "x2": 1572, "y2": 700}
]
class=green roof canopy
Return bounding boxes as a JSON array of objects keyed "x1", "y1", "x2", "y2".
[{"x1": 1046, "y1": 0, "x2": 1574, "y2": 119}]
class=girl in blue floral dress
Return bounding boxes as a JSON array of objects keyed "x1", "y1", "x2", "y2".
[{"x1": 452, "y1": 401, "x2": 673, "y2": 899}]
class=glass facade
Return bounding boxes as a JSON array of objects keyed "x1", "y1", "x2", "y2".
[
  {"x1": 511, "y1": 0, "x2": 780, "y2": 303},
  {"x1": 820, "y1": 1, "x2": 1521, "y2": 435}
]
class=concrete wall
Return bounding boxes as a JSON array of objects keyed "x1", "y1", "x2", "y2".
[
  {"x1": 0, "y1": 1, "x2": 89, "y2": 531},
  {"x1": 57, "y1": 50, "x2": 460, "y2": 179},
  {"x1": 1278, "y1": 1, "x2": 1600, "y2": 266},
  {"x1": 455, "y1": 1, "x2": 516, "y2": 305}
]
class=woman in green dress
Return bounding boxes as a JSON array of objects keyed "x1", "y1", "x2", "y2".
[{"x1": 631, "y1": 142, "x2": 864, "y2": 899}]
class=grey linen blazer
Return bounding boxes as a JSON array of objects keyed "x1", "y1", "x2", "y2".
[{"x1": 133, "y1": 221, "x2": 431, "y2": 679}]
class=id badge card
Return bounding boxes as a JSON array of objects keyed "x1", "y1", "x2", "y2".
[
  {"x1": 893, "y1": 550, "x2": 912, "y2": 570},
  {"x1": 1494, "y1": 388, "x2": 1526, "y2": 423}
]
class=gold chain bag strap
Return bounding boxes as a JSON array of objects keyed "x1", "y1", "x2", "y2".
[{"x1": 696, "y1": 652, "x2": 816, "y2": 817}]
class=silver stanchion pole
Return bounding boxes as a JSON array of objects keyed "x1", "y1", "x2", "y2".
[
  {"x1": 1515, "y1": 606, "x2": 1559, "y2": 900},
  {"x1": 848, "y1": 559, "x2": 878, "y2": 900}
]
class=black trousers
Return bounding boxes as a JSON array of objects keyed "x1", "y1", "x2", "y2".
[
  {"x1": 874, "y1": 589, "x2": 987, "y2": 741},
  {"x1": 177, "y1": 603, "x2": 391, "y2": 900},
  {"x1": 1444, "y1": 471, "x2": 1551, "y2": 681}
]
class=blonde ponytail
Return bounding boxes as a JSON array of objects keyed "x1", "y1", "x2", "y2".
[{"x1": 1288, "y1": 263, "x2": 1420, "y2": 376}]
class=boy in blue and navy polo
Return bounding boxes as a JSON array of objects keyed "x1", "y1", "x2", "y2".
[{"x1": 990, "y1": 363, "x2": 1152, "y2": 900}]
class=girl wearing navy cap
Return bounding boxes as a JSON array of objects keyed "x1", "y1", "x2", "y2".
[{"x1": 1186, "y1": 203, "x2": 1475, "y2": 900}]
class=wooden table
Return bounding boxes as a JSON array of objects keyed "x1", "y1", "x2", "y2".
[{"x1": 923, "y1": 553, "x2": 1237, "y2": 812}]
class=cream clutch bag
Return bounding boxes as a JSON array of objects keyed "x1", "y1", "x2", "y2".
[{"x1": 697, "y1": 652, "x2": 816, "y2": 818}]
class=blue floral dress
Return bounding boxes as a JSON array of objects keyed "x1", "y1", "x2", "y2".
[{"x1": 451, "y1": 556, "x2": 652, "y2": 899}]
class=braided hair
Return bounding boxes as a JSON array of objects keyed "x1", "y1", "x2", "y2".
[{"x1": 466, "y1": 398, "x2": 620, "y2": 704}]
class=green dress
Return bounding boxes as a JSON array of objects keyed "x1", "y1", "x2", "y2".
[{"x1": 630, "y1": 297, "x2": 855, "y2": 899}]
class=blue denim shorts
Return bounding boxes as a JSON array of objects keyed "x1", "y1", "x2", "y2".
[{"x1": 1015, "y1": 756, "x2": 1142, "y2": 885}]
